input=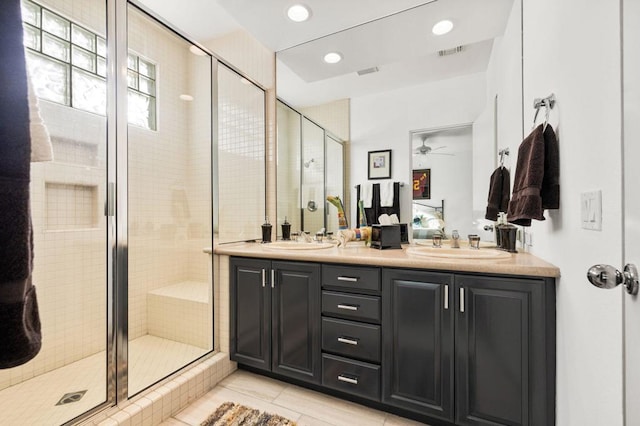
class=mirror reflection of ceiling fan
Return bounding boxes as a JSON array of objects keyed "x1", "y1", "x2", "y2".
[{"x1": 414, "y1": 137, "x2": 454, "y2": 156}]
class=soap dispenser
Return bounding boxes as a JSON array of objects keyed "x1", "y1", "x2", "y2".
[
  {"x1": 261, "y1": 216, "x2": 272, "y2": 243},
  {"x1": 281, "y1": 217, "x2": 291, "y2": 241}
]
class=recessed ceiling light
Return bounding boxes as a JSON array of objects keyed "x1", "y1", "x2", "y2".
[
  {"x1": 432, "y1": 19, "x2": 454, "y2": 35},
  {"x1": 179, "y1": 94, "x2": 194, "y2": 101},
  {"x1": 189, "y1": 45, "x2": 206, "y2": 56},
  {"x1": 287, "y1": 4, "x2": 311, "y2": 22},
  {"x1": 323, "y1": 52, "x2": 342, "y2": 64}
]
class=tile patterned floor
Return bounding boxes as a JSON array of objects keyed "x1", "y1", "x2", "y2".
[
  {"x1": 161, "y1": 370, "x2": 429, "y2": 426},
  {"x1": 0, "y1": 335, "x2": 207, "y2": 426}
]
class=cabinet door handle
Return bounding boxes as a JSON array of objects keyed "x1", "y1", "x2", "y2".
[
  {"x1": 271, "y1": 269, "x2": 275, "y2": 288},
  {"x1": 337, "y1": 304, "x2": 359, "y2": 311},
  {"x1": 460, "y1": 287, "x2": 465, "y2": 313},
  {"x1": 444, "y1": 284, "x2": 449, "y2": 310},
  {"x1": 337, "y1": 337, "x2": 359, "y2": 345},
  {"x1": 262, "y1": 269, "x2": 266, "y2": 288},
  {"x1": 337, "y1": 276, "x2": 358, "y2": 282},
  {"x1": 337, "y1": 375, "x2": 358, "y2": 385}
]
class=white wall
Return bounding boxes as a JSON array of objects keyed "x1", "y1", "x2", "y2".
[
  {"x1": 350, "y1": 72, "x2": 486, "y2": 226},
  {"x1": 521, "y1": 0, "x2": 624, "y2": 424}
]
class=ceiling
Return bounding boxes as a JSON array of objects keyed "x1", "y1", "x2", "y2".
[{"x1": 137, "y1": 0, "x2": 515, "y2": 108}]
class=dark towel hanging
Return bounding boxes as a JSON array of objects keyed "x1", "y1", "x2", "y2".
[
  {"x1": 507, "y1": 124, "x2": 560, "y2": 226},
  {"x1": 485, "y1": 167, "x2": 511, "y2": 221},
  {"x1": 356, "y1": 182, "x2": 401, "y2": 226},
  {"x1": 0, "y1": 0, "x2": 42, "y2": 368}
]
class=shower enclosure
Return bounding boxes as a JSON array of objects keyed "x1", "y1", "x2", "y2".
[{"x1": 0, "y1": 0, "x2": 224, "y2": 423}]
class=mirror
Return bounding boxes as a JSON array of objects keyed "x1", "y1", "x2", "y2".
[
  {"x1": 276, "y1": 0, "x2": 523, "y2": 241},
  {"x1": 276, "y1": 100, "x2": 346, "y2": 237},
  {"x1": 411, "y1": 125, "x2": 472, "y2": 239}
]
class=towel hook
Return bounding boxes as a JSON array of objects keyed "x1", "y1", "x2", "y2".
[
  {"x1": 498, "y1": 147, "x2": 509, "y2": 167},
  {"x1": 532, "y1": 93, "x2": 556, "y2": 130}
]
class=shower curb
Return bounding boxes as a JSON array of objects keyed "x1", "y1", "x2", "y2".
[{"x1": 81, "y1": 352, "x2": 236, "y2": 426}]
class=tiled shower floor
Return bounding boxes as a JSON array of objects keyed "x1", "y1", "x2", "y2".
[{"x1": 0, "y1": 335, "x2": 207, "y2": 426}]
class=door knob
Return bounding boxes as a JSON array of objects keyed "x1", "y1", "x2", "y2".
[{"x1": 587, "y1": 263, "x2": 639, "y2": 295}]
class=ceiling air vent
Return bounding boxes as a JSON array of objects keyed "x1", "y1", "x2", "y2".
[
  {"x1": 357, "y1": 66, "x2": 379, "y2": 76},
  {"x1": 438, "y1": 46, "x2": 464, "y2": 57}
]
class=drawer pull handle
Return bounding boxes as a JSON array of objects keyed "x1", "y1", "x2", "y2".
[
  {"x1": 337, "y1": 375, "x2": 358, "y2": 385},
  {"x1": 337, "y1": 337, "x2": 359, "y2": 345},
  {"x1": 337, "y1": 276, "x2": 358, "y2": 282},
  {"x1": 262, "y1": 269, "x2": 266, "y2": 288},
  {"x1": 337, "y1": 304, "x2": 359, "y2": 311}
]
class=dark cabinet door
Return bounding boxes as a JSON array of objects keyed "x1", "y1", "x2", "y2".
[
  {"x1": 455, "y1": 275, "x2": 555, "y2": 426},
  {"x1": 230, "y1": 257, "x2": 272, "y2": 371},
  {"x1": 382, "y1": 269, "x2": 454, "y2": 421},
  {"x1": 271, "y1": 261, "x2": 321, "y2": 384}
]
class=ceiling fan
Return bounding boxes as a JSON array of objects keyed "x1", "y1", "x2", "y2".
[{"x1": 414, "y1": 137, "x2": 454, "y2": 156}]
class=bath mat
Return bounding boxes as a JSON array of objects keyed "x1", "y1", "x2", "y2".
[{"x1": 201, "y1": 401, "x2": 296, "y2": 426}]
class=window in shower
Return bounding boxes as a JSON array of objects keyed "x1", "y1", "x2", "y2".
[
  {"x1": 126, "y1": 5, "x2": 213, "y2": 397},
  {"x1": 22, "y1": 0, "x2": 157, "y2": 129}
]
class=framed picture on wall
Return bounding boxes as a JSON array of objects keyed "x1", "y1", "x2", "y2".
[
  {"x1": 413, "y1": 169, "x2": 431, "y2": 199},
  {"x1": 368, "y1": 149, "x2": 392, "y2": 179}
]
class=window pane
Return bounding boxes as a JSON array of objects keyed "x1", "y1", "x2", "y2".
[
  {"x1": 72, "y1": 24, "x2": 95, "y2": 52},
  {"x1": 138, "y1": 58, "x2": 155, "y2": 79},
  {"x1": 42, "y1": 9, "x2": 69, "y2": 40},
  {"x1": 127, "y1": 70, "x2": 138, "y2": 89},
  {"x1": 21, "y1": 0, "x2": 41, "y2": 27},
  {"x1": 42, "y1": 32, "x2": 70, "y2": 62},
  {"x1": 127, "y1": 54, "x2": 137, "y2": 71},
  {"x1": 139, "y1": 76, "x2": 155, "y2": 95},
  {"x1": 97, "y1": 57, "x2": 106, "y2": 77},
  {"x1": 26, "y1": 51, "x2": 69, "y2": 105},
  {"x1": 97, "y1": 37, "x2": 106, "y2": 57},
  {"x1": 23, "y1": 24, "x2": 41, "y2": 51},
  {"x1": 72, "y1": 45, "x2": 96, "y2": 72},
  {"x1": 72, "y1": 69, "x2": 106, "y2": 114},
  {"x1": 128, "y1": 90, "x2": 155, "y2": 130}
]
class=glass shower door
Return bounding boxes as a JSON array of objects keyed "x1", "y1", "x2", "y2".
[
  {"x1": 126, "y1": 5, "x2": 213, "y2": 396},
  {"x1": 0, "y1": 0, "x2": 110, "y2": 424}
]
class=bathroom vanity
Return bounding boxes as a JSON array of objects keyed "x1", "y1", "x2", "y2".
[{"x1": 217, "y1": 242, "x2": 558, "y2": 426}]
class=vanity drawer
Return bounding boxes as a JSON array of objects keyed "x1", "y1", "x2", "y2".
[
  {"x1": 322, "y1": 265, "x2": 380, "y2": 293},
  {"x1": 322, "y1": 291, "x2": 381, "y2": 323},
  {"x1": 322, "y1": 353, "x2": 380, "y2": 401},
  {"x1": 322, "y1": 317, "x2": 381, "y2": 363}
]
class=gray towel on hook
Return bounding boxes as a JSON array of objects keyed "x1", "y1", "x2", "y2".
[{"x1": 0, "y1": 0, "x2": 42, "y2": 369}]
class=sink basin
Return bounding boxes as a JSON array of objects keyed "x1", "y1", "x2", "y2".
[
  {"x1": 405, "y1": 246, "x2": 512, "y2": 260},
  {"x1": 263, "y1": 241, "x2": 336, "y2": 250}
]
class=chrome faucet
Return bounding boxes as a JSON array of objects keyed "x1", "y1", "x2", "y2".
[
  {"x1": 301, "y1": 231, "x2": 312, "y2": 243},
  {"x1": 451, "y1": 230, "x2": 460, "y2": 248}
]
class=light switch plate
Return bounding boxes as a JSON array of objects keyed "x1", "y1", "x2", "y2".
[{"x1": 581, "y1": 190, "x2": 602, "y2": 231}]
